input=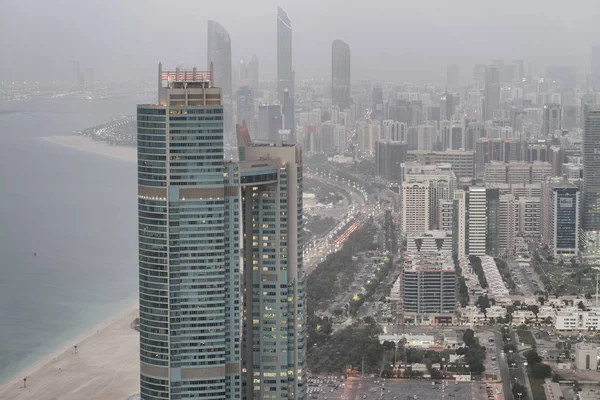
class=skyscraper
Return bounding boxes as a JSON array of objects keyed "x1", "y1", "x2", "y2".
[
  {"x1": 208, "y1": 20, "x2": 233, "y2": 138},
  {"x1": 331, "y1": 39, "x2": 351, "y2": 110},
  {"x1": 446, "y1": 64, "x2": 459, "y2": 89},
  {"x1": 237, "y1": 85, "x2": 256, "y2": 136},
  {"x1": 484, "y1": 65, "x2": 500, "y2": 121},
  {"x1": 467, "y1": 187, "x2": 487, "y2": 256},
  {"x1": 550, "y1": 185, "x2": 580, "y2": 257},
  {"x1": 258, "y1": 104, "x2": 283, "y2": 142},
  {"x1": 592, "y1": 46, "x2": 600, "y2": 90},
  {"x1": 583, "y1": 104, "x2": 600, "y2": 231},
  {"x1": 277, "y1": 7, "x2": 293, "y2": 103},
  {"x1": 246, "y1": 55, "x2": 260, "y2": 97},
  {"x1": 236, "y1": 126, "x2": 306, "y2": 400},
  {"x1": 542, "y1": 103, "x2": 562, "y2": 136},
  {"x1": 137, "y1": 65, "x2": 240, "y2": 399}
]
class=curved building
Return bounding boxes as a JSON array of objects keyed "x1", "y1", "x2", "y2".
[
  {"x1": 137, "y1": 66, "x2": 240, "y2": 399},
  {"x1": 331, "y1": 39, "x2": 351, "y2": 110},
  {"x1": 208, "y1": 20, "x2": 233, "y2": 137},
  {"x1": 277, "y1": 7, "x2": 293, "y2": 102}
]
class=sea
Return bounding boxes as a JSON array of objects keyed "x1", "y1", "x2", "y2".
[{"x1": 0, "y1": 94, "x2": 150, "y2": 383}]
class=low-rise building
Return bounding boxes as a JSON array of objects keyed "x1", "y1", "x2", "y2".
[{"x1": 575, "y1": 343, "x2": 598, "y2": 370}]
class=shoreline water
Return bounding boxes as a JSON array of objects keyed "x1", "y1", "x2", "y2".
[
  {"x1": 0, "y1": 136, "x2": 140, "y2": 393},
  {"x1": 0, "y1": 305, "x2": 140, "y2": 399},
  {"x1": 42, "y1": 134, "x2": 137, "y2": 164},
  {"x1": 0, "y1": 303, "x2": 138, "y2": 390}
]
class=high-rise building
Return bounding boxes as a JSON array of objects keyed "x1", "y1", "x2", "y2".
[
  {"x1": 208, "y1": 21, "x2": 233, "y2": 138},
  {"x1": 402, "y1": 252, "x2": 456, "y2": 325},
  {"x1": 542, "y1": 103, "x2": 562, "y2": 136},
  {"x1": 583, "y1": 104, "x2": 600, "y2": 231},
  {"x1": 486, "y1": 188, "x2": 500, "y2": 256},
  {"x1": 137, "y1": 65, "x2": 240, "y2": 399},
  {"x1": 277, "y1": 7, "x2": 293, "y2": 103},
  {"x1": 549, "y1": 185, "x2": 580, "y2": 257},
  {"x1": 592, "y1": 46, "x2": 600, "y2": 90},
  {"x1": 518, "y1": 197, "x2": 542, "y2": 239},
  {"x1": 331, "y1": 40, "x2": 351, "y2": 110},
  {"x1": 372, "y1": 86, "x2": 383, "y2": 120},
  {"x1": 466, "y1": 187, "x2": 487, "y2": 256},
  {"x1": 484, "y1": 161, "x2": 553, "y2": 184},
  {"x1": 375, "y1": 140, "x2": 407, "y2": 182},
  {"x1": 402, "y1": 180, "x2": 430, "y2": 234},
  {"x1": 246, "y1": 56, "x2": 259, "y2": 96},
  {"x1": 498, "y1": 194, "x2": 518, "y2": 256},
  {"x1": 406, "y1": 231, "x2": 452, "y2": 252},
  {"x1": 446, "y1": 64, "x2": 459, "y2": 89},
  {"x1": 237, "y1": 85, "x2": 256, "y2": 136},
  {"x1": 258, "y1": 104, "x2": 283, "y2": 142},
  {"x1": 439, "y1": 199, "x2": 454, "y2": 233},
  {"x1": 236, "y1": 127, "x2": 306, "y2": 400},
  {"x1": 452, "y1": 190, "x2": 467, "y2": 258},
  {"x1": 484, "y1": 65, "x2": 500, "y2": 121}
]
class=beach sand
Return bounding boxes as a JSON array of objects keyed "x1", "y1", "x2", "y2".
[
  {"x1": 0, "y1": 308, "x2": 140, "y2": 400},
  {"x1": 42, "y1": 135, "x2": 136, "y2": 164}
]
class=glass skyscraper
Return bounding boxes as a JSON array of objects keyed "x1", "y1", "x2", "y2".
[
  {"x1": 138, "y1": 65, "x2": 305, "y2": 400},
  {"x1": 331, "y1": 40, "x2": 351, "y2": 110},
  {"x1": 137, "y1": 65, "x2": 241, "y2": 400},
  {"x1": 237, "y1": 125, "x2": 306, "y2": 400},
  {"x1": 208, "y1": 20, "x2": 233, "y2": 139}
]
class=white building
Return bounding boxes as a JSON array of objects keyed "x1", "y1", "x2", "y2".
[
  {"x1": 402, "y1": 180, "x2": 430, "y2": 234},
  {"x1": 575, "y1": 343, "x2": 598, "y2": 370},
  {"x1": 468, "y1": 187, "x2": 487, "y2": 256}
]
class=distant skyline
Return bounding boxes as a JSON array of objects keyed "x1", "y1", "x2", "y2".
[{"x1": 1, "y1": 0, "x2": 599, "y2": 83}]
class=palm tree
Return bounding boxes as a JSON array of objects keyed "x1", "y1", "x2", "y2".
[
  {"x1": 74, "y1": 345, "x2": 78, "y2": 355},
  {"x1": 23, "y1": 377, "x2": 27, "y2": 388}
]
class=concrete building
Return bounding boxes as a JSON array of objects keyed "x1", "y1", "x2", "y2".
[
  {"x1": 402, "y1": 252, "x2": 456, "y2": 325},
  {"x1": 575, "y1": 343, "x2": 598, "y2": 370},
  {"x1": 467, "y1": 187, "x2": 487, "y2": 256},
  {"x1": 453, "y1": 190, "x2": 467, "y2": 258},
  {"x1": 406, "y1": 231, "x2": 453, "y2": 252},
  {"x1": 498, "y1": 194, "x2": 518, "y2": 256},
  {"x1": 406, "y1": 150, "x2": 474, "y2": 179},
  {"x1": 518, "y1": 197, "x2": 542, "y2": 239},
  {"x1": 439, "y1": 199, "x2": 454, "y2": 233},
  {"x1": 542, "y1": 103, "x2": 562, "y2": 136},
  {"x1": 237, "y1": 128, "x2": 306, "y2": 400},
  {"x1": 137, "y1": 66, "x2": 241, "y2": 400},
  {"x1": 402, "y1": 163, "x2": 457, "y2": 229},
  {"x1": 402, "y1": 180, "x2": 430, "y2": 234},
  {"x1": 485, "y1": 182, "x2": 542, "y2": 199},
  {"x1": 484, "y1": 161, "x2": 553, "y2": 184}
]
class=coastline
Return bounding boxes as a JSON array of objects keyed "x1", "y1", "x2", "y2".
[
  {"x1": 0, "y1": 305, "x2": 140, "y2": 399},
  {"x1": 42, "y1": 134, "x2": 137, "y2": 164}
]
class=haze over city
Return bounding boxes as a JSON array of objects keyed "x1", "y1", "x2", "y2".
[
  {"x1": 3, "y1": 1, "x2": 600, "y2": 400},
  {"x1": 1, "y1": 0, "x2": 599, "y2": 82}
]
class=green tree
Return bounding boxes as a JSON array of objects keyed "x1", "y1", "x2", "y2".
[
  {"x1": 525, "y1": 350, "x2": 542, "y2": 365},
  {"x1": 512, "y1": 383, "x2": 528, "y2": 399},
  {"x1": 463, "y1": 329, "x2": 476, "y2": 347},
  {"x1": 531, "y1": 363, "x2": 552, "y2": 379}
]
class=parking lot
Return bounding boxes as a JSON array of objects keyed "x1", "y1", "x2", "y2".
[{"x1": 308, "y1": 376, "x2": 475, "y2": 400}]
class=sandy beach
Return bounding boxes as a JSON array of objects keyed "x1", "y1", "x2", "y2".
[
  {"x1": 0, "y1": 308, "x2": 140, "y2": 400},
  {"x1": 42, "y1": 135, "x2": 137, "y2": 164}
]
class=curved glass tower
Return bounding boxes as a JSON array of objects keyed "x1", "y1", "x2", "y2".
[
  {"x1": 331, "y1": 39, "x2": 351, "y2": 110},
  {"x1": 137, "y1": 65, "x2": 241, "y2": 400},
  {"x1": 277, "y1": 7, "x2": 293, "y2": 103},
  {"x1": 208, "y1": 20, "x2": 233, "y2": 139}
]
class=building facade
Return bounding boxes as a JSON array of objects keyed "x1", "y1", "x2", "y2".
[
  {"x1": 550, "y1": 185, "x2": 580, "y2": 257},
  {"x1": 137, "y1": 66, "x2": 241, "y2": 400},
  {"x1": 237, "y1": 128, "x2": 306, "y2": 399},
  {"x1": 208, "y1": 20, "x2": 233, "y2": 138},
  {"x1": 402, "y1": 252, "x2": 456, "y2": 325}
]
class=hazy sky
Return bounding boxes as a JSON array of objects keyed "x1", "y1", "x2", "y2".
[{"x1": 1, "y1": 0, "x2": 599, "y2": 84}]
